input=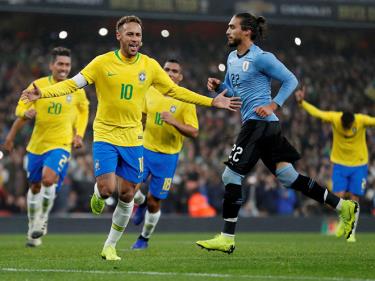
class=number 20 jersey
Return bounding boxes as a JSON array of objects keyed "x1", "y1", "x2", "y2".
[{"x1": 16, "y1": 76, "x2": 88, "y2": 155}]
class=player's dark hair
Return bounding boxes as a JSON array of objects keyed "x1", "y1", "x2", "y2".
[
  {"x1": 116, "y1": 15, "x2": 143, "y2": 31},
  {"x1": 341, "y1": 111, "x2": 355, "y2": 129},
  {"x1": 165, "y1": 58, "x2": 180, "y2": 64},
  {"x1": 164, "y1": 59, "x2": 182, "y2": 73},
  {"x1": 234, "y1": 13, "x2": 267, "y2": 41},
  {"x1": 50, "y1": 47, "x2": 71, "y2": 63}
]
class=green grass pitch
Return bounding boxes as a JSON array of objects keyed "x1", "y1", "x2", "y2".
[{"x1": 0, "y1": 233, "x2": 374, "y2": 281}]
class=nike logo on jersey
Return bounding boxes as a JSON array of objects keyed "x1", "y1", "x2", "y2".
[{"x1": 107, "y1": 72, "x2": 117, "y2": 77}]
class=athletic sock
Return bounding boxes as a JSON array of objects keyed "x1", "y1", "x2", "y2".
[
  {"x1": 141, "y1": 210, "x2": 161, "y2": 239},
  {"x1": 104, "y1": 200, "x2": 134, "y2": 247}
]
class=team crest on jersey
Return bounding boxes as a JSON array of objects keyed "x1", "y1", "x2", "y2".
[
  {"x1": 352, "y1": 127, "x2": 357, "y2": 134},
  {"x1": 66, "y1": 94, "x2": 72, "y2": 103},
  {"x1": 242, "y1": 61, "x2": 250, "y2": 71},
  {"x1": 139, "y1": 72, "x2": 146, "y2": 82},
  {"x1": 170, "y1": 105, "x2": 176, "y2": 113}
]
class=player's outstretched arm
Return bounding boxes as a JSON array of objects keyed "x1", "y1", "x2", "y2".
[
  {"x1": 212, "y1": 89, "x2": 241, "y2": 112},
  {"x1": 21, "y1": 83, "x2": 41, "y2": 103},
  {"x1": 361, "y1": 114, "x2": 375, "y2": 127},
  {"x1": 2, "y1": 117, "x2": 29, "y2": 152},
  {"x1": 21, "y1": 73, "x2": 88, "y2": 103},
  {"x1": 295, "y1": 86, "x2": 334, "y2": 122}
]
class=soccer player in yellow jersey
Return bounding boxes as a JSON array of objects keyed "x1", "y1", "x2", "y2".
[
  {"x1": 21, "y1": 16, "x2": 241, "y2": 260},
  {"x1": 131, "y1": 59, "x2": 199, "y2": 249},
  {"x1": 295, "y1": 87, "x2": 375, "y2": 242},
  {"x1": 3, "y1": 47, "x2": 89, "y2": 247}
]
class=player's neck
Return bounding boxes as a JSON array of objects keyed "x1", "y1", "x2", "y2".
[
  {"x1": 118, "y1": 49, "x2": 140, "y2": 64},
  {"x1": 237, "y1": 41, "x2": 253, "y2": 56},
  {"x1": 120, "y1": 49, "x2": 137, "y2": 59}
]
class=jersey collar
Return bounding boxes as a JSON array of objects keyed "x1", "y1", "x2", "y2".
[
  {"x1": 48, "y1": 75, "x2": 57, "y2": 85},
  {"x1": 115, "y1": 50, "x2": 141, "y2": 65}
]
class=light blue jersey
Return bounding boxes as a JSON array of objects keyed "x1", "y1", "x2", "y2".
[{"x1": 218, "y1": 44, "x2": 298, "y2": 122}]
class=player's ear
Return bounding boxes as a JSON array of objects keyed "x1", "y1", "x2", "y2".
[
  {"x1": 140, "y1": 42, "x2": 143, "y2": 47},
  {"x1": 178, "y1": 74, "x2": 183, "y2": 83},
  {"x1": 116, "y1": 31, "x2": 121, "y2": 41}
]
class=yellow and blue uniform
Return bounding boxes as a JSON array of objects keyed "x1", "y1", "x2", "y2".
[
  {"x1": 301, "y1": 100, "x2": 375, "y2": 195},
  {"x1": 17, "y1": 76, "x2": 89, "y2": 188},
  {"x1": 39, "y1": 50, "x2": 211, "y2": 183},
  {"x1": 142, "y1": 87, "x2": 198, "y2": 199}
]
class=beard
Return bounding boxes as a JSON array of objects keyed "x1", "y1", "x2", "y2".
[{"x1": 227, "y1": 37, "x2": 241, "y2": 47}]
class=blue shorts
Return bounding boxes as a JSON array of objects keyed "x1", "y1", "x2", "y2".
[
  {"x1": 143, "y1": 148, "x2": 179, "y2": 200},
  {"x1": 93, "y1": 141, "x2": 143, "y2": 184},
  {"x1": 26, "y1": 149, "x2": 70, "y2": 190},
  {"x1": 332, "y1": 163, "x2": 368, "y2": 196}
]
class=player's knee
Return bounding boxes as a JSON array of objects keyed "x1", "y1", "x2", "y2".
[
  {"x1": 30, "y1": 183, "x2": 41, "y2": 194},
  {"x1": 41, "y1": 174, "x2": 57, "y2": 187},
  {"x1": 275, "y1": 163, "x2": 299, "y2": 188},
  {"x1": 147, "y1": 195, "x2": 161, "y2": 213},
  {"x1": 118, "y1": 184, "x2": 137, "y2": 202},
  {"x1": 223, "y1": 184, "x2": 243, "y2": 219},
  {"x1": 96, "y1": 182, "x2": 114, "y2": 199},
  {"x1": 222, "y1": 167, "x2": 244, "y2": 186}
]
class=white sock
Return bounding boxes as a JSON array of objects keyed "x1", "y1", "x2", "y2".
[
  {"x1": 141, "y1": 210, "x2": 161, "y2": 239},
  {"x1": 221, "y1": 232, "x2": 235, "y2": 238},
  {"x1": 104, "y1": 200, "x2": 134, "y2": 247},
  {"x1": 94, "y1": 183, "x2": 102, "y2": 199},
  {"x1": 134, "y1": 190, "x2": 146, "y2": 205},
  {"x1": 335, "y1": 199, "x2": 343, "y2": 211},
  {"x1": 40, "y1": 184, "x2": 56, "y2": 220},
  {"x1": 27, "y1": 189, "x2": 42, "y2": 230}
]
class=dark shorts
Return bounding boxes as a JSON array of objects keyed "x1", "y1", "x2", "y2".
[{"x1": 224, "y1": 120, "x2": 301, "y2": 175}]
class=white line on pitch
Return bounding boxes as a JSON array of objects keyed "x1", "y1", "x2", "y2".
[{"x1": 1, "y1": 268, "x2": 374, "y2": 281}]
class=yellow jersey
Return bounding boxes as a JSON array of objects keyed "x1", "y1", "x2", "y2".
[
  {"x1": 301, "y1": 101, "x2": 375, "y2": 166},
  {"x1": 16, "y1": 76, "x2": 89, "y2": 154},
  {"x1": 39, "y1": 50, "x2": 212, "y2": 147},
  {"x1": 143, "y1": 87, "x2": 198, "y2": 154}
]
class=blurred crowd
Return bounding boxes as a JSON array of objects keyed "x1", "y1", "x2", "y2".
[{"x1": 0, "y1": 14, "x2": 374, "y2": 217}]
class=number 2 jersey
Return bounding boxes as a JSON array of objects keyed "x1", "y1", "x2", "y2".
[{"x1": 16, "y1": 76, "x2": 89, "y2": 155}]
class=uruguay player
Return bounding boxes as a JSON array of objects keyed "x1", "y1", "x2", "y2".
[
  {"x1": 196, "y1": 13, "x2": 359, "y2": 253},
  {"x1": 296, "y1": 86, "x2": 375, "y2": 242},
  {"x1": 131, "y1": 59, "x2": 199, "y2": 249},
  {"x1": 3, "y1": 47, "x2": 89, "y2": 247},
  {"x1": 21, "y1": 16, "x2": 241, "y2": 260}
]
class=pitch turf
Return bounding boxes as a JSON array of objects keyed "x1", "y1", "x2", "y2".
[{"x1": 0, "y1": 233, "x2": 374, "y2": 281}]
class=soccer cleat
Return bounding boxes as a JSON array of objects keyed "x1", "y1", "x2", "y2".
[
  {"x1": 101, "y1": 245, "x2": 121, "y2": 261},
  {"x1": 196, "y1": 234, "x2": 235, "y2": 254},
  {"x1": 26, "y1": 237, "x2": 42, "y2": 247},
  {"x1": 90, "y1": 193, "x2": 105, "y2": 215},
  {"x1": 132, "y1": 203, "x2": 147, "y2": 225},
  {"x1": 335, "y1": 220, "x2": 345, "y2": 238},
  {"x1": 338, "y1": 200, "x2": 359, "y2": 239},
  {"x1": 347, "y1": 234, "x2": 356, "y2": 243},
  {"x1": 131, "y1": 237, "x2": 149, "y2": 250},
  {"x1": 31, "y1": 218, "x2": 48, "y2": 239}
]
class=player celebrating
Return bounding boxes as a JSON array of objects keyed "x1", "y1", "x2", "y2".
[
  {"x1": 3, "y1": 47, "x2": 89, "y2": 247},
  {"x1": 131, "y1": 59, "x2": 199, "y2": 249},
  {"x1": 295, "y1": 86, "x2": 375, "y2": 242},
  {"x1": 196, "y1": 13, "x2": 359, "y2": 254},
  {"x1": 21, "y1": 16, "x2": 241, "y2": 260}
]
